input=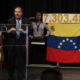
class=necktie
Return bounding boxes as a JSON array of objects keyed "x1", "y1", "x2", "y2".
[
  {"x1": 36, "y1": 23, "x2": 40, "y2": 31},
  {"x1": 16, "y1": 20, "x2": 20, "y2": 39}
]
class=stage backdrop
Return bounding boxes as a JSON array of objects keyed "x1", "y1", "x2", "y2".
[{"x1": 43, "y1": 14, "x2": 80, "y2": 63}]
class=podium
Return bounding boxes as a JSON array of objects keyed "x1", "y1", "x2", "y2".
[{"x1": 0, "y1": 24, "x2": 29, "y2": 66}]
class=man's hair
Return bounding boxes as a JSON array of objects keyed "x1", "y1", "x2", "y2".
[
  {"x1": 14, "y1": 6, "x2": 23, "y2": 12},
  {"x1": 41, "y1": 68, "x2": 63, "y2": 80}
]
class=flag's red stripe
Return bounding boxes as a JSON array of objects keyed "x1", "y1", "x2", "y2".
[{"x1": 47, "y1": 47, "x2": 80, "y2": 63}]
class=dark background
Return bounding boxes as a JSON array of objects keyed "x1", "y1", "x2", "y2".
[{"x1": 0, "y1": 0, "x2": 80, "y2": 23}]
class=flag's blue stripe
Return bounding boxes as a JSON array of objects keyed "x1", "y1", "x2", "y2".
[{"x1": 47, "y1": 35, "x2": 80, "y2": 50}]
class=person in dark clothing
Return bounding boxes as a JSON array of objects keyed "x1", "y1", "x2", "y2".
[
  {"x1": 41, "y1": 68, "x2": 63, "y2": 80},
  {"x1": 29, "y1": 12, "x2": 51, "y2": 42},
  {"x1": 7, "y1": 6, "x2": 28, "y2": 80}
]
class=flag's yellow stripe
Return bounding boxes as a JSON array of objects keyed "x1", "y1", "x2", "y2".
[{"x1": 48, "y1": 23, "x2": 80, "y2": 37}]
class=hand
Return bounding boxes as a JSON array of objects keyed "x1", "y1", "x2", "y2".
[
  {"x1": 38, "y1": 36, "x2": 43, "y2": 39},
  {"x1": 19, "y1": 28, "x2": 24, "y2": 33},
  {"x1": 33, "y1": 35, "x2": 47, "y2": 40},
  {"x1": 8, "y1": 27, "x2": 16, "y2": 32},
  {"x1": 32, "y1": 36, "x2": 40, "y2": 40},
  {"x1": 41, "y1": 34, "x2": 47, "y2": 38},
  {"x1": 29, "y1": 35, "x2": 33, "y2": 39},
  {"x1": 33, "y1": 36, "x2": 43, "y2": 40}
]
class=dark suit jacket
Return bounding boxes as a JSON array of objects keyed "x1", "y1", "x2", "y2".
[{"x1": 7, "y1": 17, "x2": 29, "y2": 45}]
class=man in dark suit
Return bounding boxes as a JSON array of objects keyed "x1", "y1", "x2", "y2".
[{"x1": 7, "y1": 6, "x2": 28, "y2": 80}]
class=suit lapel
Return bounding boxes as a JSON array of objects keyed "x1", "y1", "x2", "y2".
[
  {"x1": 13, "y1": 17, "x2": 16, "y2": 24},
  {"x1": 21, "y1": 18, "x2": 26, "y2": 30},
  {"x1": 12, "y1": 17, "x2": 16, "y2": 28}
]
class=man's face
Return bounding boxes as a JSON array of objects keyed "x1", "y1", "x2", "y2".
[
  {"x1": 36, "y1": 12, "x2": 41, "y2": 21},
  {"x1": 14, "y1": 8, "x2": 23, "y2": 19}
]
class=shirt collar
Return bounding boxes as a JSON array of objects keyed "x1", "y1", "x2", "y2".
[{"x1": 16, "y1": 17, "x2": 22, "y2": 21}]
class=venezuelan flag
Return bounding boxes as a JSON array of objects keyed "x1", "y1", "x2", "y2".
[{"x1": 47, "y1": 23, "x2": 80, "y2": 63}]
